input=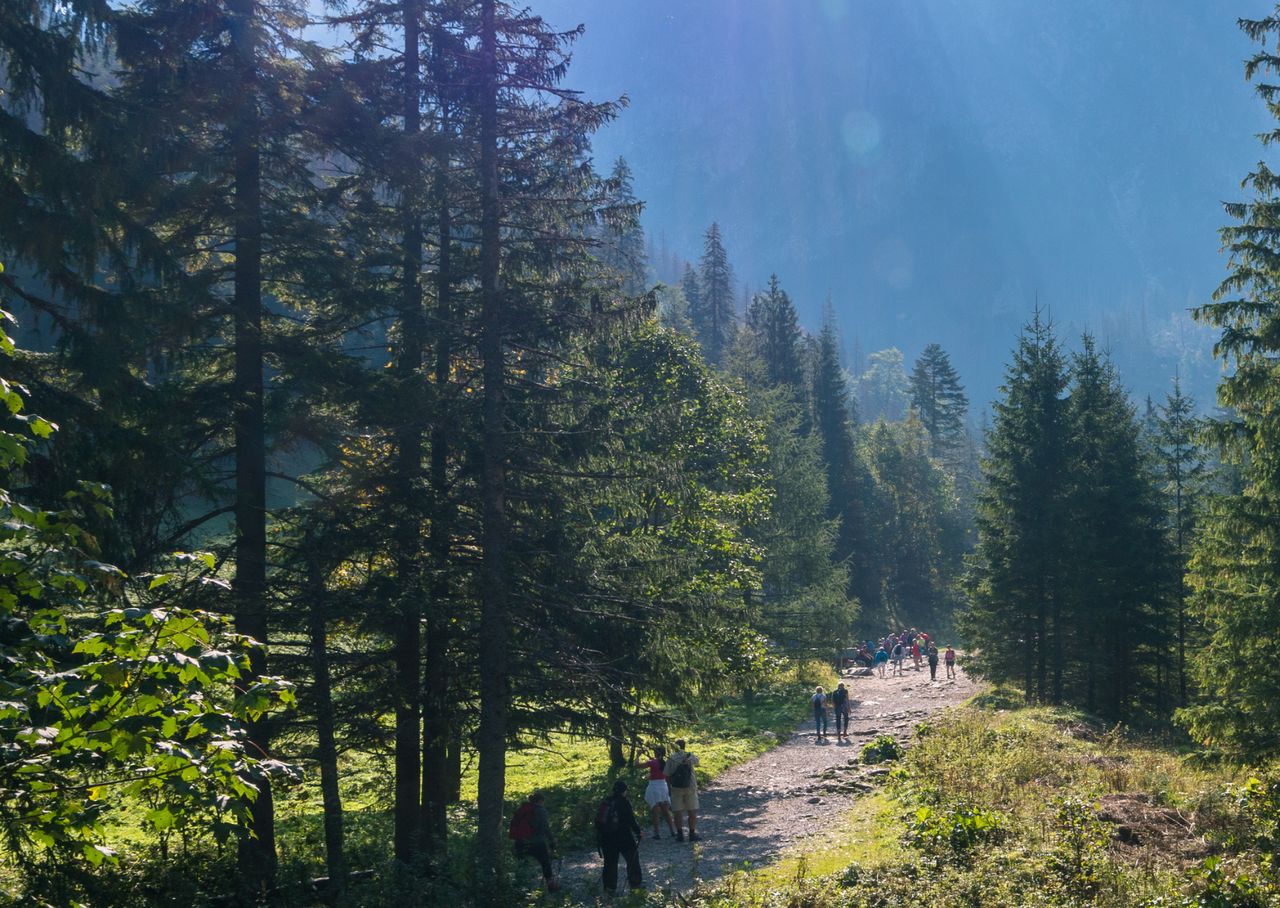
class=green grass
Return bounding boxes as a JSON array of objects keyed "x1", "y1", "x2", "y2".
[
  {"x1": 667, "y1": 687, "x2": 1278, "y2": 908},
  {"x1": 0, "y1": 662, "x2": 835, "y2": 906}
]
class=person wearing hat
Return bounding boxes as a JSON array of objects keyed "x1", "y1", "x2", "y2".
[{"x1": 597, "y1": 779, "x2": 644, "y2": 893}]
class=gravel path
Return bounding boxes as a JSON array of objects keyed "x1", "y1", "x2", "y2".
[{"x1": 558, "y1": 664, "x2": 980, "y2": 898}]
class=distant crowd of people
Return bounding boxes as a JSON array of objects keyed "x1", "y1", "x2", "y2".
[
  {"x1": 508, "y1": 631, "x2": 960, "y2": 893},
  {"x1": 508, "y1": 739, "x2": 703, "y2": 894}
]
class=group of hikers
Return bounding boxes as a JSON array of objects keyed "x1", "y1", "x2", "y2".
[
  {"x1": 509, "y1": 634, "x2": 960, "y2": 893},
  {"x1": 847, "y1": 628, "x2": 956, "y2": 681},
  {"x1": 508, "y1": 739, "x2": 702, "y2": 894}
]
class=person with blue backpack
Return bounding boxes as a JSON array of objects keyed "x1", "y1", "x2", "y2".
[{"x1": 596, "y1": 779, "x2": 644, "y2": 893}]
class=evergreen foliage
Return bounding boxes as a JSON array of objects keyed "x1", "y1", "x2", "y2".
[
  {"x1": 909, "y1": 343, "x2": 970, "y2": 465},
  {"x1": 1180, "y1": 8, "x2": 1280, "y2": 758},
  {"x1": 692, "y1": 222, "x2": 735, "y2": 364}
]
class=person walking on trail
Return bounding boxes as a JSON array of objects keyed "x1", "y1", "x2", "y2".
[
  {"x1": 911, "y1": 639, "x2": 922, "y2": 671},
  {"x1": 874, "y1": 644, "x2": 889, "y2": 677},
  {"x1": 597, "y1": 779, "x2": 644, "y2": 894},
  {"x1": 831, "y1": 682, "x2": 851, "y2": 740},
  {"x1": 509, "y1": 791, "x2": 560, "y2": 892},
  {"x1": 811, "y1": 686, "x2": 829, "y2": 741},
  {"x1": 642, "y1": 745, "x2": 676, "y2": 839},
  {"x1": 945, "y1": 645, "x2": 957, "y2": 679},
  {"x1": 927, "y1": 643, "x2": 940, "y2": 680},
  {"x1": 665, "y1": 739, "x2": 701, "y2": 842},
  {"x1": 891, "y1": 641, "x2": 905, "y2": 677}
]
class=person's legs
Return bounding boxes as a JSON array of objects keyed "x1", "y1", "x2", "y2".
[
  {"x1": 814, "y1": 709, "x2": 823, "y2": 738},
  {"x1": 658, "y1": 802, "x2": 675, "y2": 834},
  {"x1": 602, "y1": 841, "x2": 620, "y2": 892},
  {"x1": 687, "y1": 808, "x2": 699, "y2": 839},
  {"x1": 624, "y1": 844, "x2": 644, "y2": 889},
  {"x1": 930, "y1": 663, "x2": 937, "y2": 680}
]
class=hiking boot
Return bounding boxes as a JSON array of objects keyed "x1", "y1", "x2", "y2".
[{"x1": 689, "y1": 832, "x2": 702, "y2": 842}]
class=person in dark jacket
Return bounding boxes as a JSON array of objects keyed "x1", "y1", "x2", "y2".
[
  {"x1": 511, "y1": 791, "x2": 560, "y2": 892},
  {"x1": 598, "y1": 779, "x2": 644, "y2": 893}
]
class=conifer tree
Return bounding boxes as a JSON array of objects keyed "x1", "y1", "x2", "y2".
[
  {"x1": 1179, "y1": 8, "x2": 1280, "y2": 757},
  {"x1": 745, "y1": 274, "x2": 805, "y2": 390},
  {"x1": 909, "y1": 343, "x2": 969, "y2": 464},
  {"x1": 692, "y1": 222, "x2": 735, "y2": 363},
  {"x1": 811, "y1": 323, "x2": 878, "y2": 622},
  {"x1": 1154, "y1": 377, "x2": 1204, "y2": 707},
  {"x1": 599, "y1": 157, "x2": 648, "y2": 295},
  {"x1": 1062, "y1": 337, "x2": 1169, "y2": 718},
  {"x1": 963, "y1": 313, "x2": 1069, "y2": 703}
]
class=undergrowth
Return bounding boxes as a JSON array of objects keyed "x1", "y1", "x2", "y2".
[{"x1": 650, "y1": 688, "x2": 1280, "y2": 908}]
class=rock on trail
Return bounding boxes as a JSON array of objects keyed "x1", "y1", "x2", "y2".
[{"x1": 558, "y1": 665, "x2": 980, "y2": 897}]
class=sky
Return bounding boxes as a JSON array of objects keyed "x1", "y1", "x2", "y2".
[{"x1": 534, "y1": 0, "x2": 1273, "y2": 407}]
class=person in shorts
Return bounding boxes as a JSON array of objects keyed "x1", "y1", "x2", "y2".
[
  {"x1": 642, "y1": 745, "x2": 676, "y2": 838},
  {"x1": 945, "y1": 645, "x2": 957, "y2": 679},
  {"x1": 664, "y1": 739, "x2": 701, "y2": 842}
]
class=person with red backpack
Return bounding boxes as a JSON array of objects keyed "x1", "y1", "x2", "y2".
[
  {"x1": 509, "y1": 791, "x2": 559, "y2": 892},
  {"x1": 596, "y1": 779, "x2": 644, "y2": 893}
]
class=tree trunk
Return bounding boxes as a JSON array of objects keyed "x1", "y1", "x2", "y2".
[
  {"x1": 227, "y1": 0, "x2": 275, "y2": 894},
  {"x1": 421, "y1": 65, "x2": 454, "y2": 850},
  {"x1": 607, "y1": 701, "x2": 626, "y2": 769},
  {"x1": 393, "y1": 0, "x2": 425, "y2": 866},
  {"x1": 475, "y1": 0, "x2": 510, "y2": 876},
  {"x1": 307, "y1": 546, "x2": 346, "y2": 898}
]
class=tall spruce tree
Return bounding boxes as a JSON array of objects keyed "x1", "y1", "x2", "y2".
[
  {"x1": 811, "y1": 322, "x2": 878, "y2": 624},
  {"x1": 692, "y1": 222, "x2": 735, "y2": 363},
  {"x1": 1154, "y1": 376, "x2": 1204, "y2": 708},
  {"x1": 963, "y1": 313, "x2": 1069, "y2": 703},
  {"x1": 1179, "y1": 8, "x2": 1280, "y2": 757},
  {"x1": 909, "y1": 343, "x2": 969, "y2": 465},
  {"x1": 745, "y1": 274, "x2": 805, "y2": 390},
  {"x1": 599, "y1": 157, "x2": 648, "y2": 295},
  {"x1": 1062, "y1": 337, "x2": 1169, "y2": 719}
]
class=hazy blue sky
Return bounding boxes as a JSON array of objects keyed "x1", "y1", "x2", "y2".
[{"x1": 535, "y1": 0, "x2": 1272, "y2": 404}]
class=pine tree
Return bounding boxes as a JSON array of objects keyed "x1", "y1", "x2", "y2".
[
  {"x1": 1154, "y1": 376, "x2": 1204, "y2": 707},
  {"x1": 1062, "y1": 337, "x2": 1170, "y2": 719},
  {"x1": 692, "y1": 222, "x2": 735, "y2": 364},
  {"x1": 811, "y1": 323, "x2": 878, "y2": 623},
  {"x1": 599, "y1": 157, "x2": 648, "y2": 295},
  {"x1": 745, "y1": 274, "x2": 805, "y2": 390},
  {"x1": 909, "y1": 343, "x2": 969, "y2": 464},
  {"x1": 963, "y1": 313, "x2": 1070, "y2": 703},
  {"x1": 1179, "y1": 8, "x2": 1280, "y2": 757}
]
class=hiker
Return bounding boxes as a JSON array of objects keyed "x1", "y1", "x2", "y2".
[
  {"x1": 911, "y1": 639, "x2": 922, "y2": 671},
  {"x1": 874, "y1": 644, "x2": 889, "y2": 677},
  {"x1": 811, "y1": 686, "x2": 829, "y2": 741},
  {"x1": 831, "y1": 682, "x2": 851, "y2": 740},
  {"x1": 597, "y1": 779, "x2": 644, "y2": 893},
  {"x1": 664, "y1": 739, "x2": 701, "y2": 842},
  {"x1": 945, "y1": 645, "x2": 957, "y2": 679},
  {"x1": 891, "y1": 641, "x2": 905, "y2": 677},
  {"x1": 509, "y1": 791, "x2": 560, "y2": 892},
  {"x1": 927, "y1": 644, "x2": 940, "y2": 680},
  {"x1": 855, "y1": 644, "x2": 874, "y2": 668},
  {"x1": 643, "y1": 745, "x2": 676, "y2": 838}
]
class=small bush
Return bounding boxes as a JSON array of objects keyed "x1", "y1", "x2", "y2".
[
  {"x1": 861, "y1": 735, "x2": 902, "y2": 765},
  {"x1": 905, "y1": 801, "x2": 1005, "y2": 860}
]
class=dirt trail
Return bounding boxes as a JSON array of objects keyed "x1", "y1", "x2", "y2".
[{"x1": 559, "y1": 664, "x2": 980, "y2": 897}]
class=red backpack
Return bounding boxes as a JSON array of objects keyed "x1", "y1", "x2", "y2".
[{"x1": 508, "y1": 802, "x2": 535, "y2": 840}]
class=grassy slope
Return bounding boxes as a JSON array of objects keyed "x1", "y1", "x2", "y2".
[{"x1": 679, "y1": 688, "x2": 1273, "y2": 908}]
